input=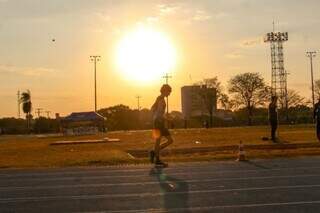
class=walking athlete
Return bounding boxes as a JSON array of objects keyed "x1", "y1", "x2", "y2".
[
  {"x1": 269, "y1": 95, "x2": 278, "y2": 142},
  {"x1": 314, "y1": 98, "x2": 320, "y2": 141},
  {"x1": 150, "y1": 84, "x2": 174, "y2": 167}
]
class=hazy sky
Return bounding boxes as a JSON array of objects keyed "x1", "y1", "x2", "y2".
[{"x1": 1, "y1": 0, "x2": 320, "y2": 117}]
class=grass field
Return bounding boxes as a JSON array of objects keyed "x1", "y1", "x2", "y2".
[{"x1": 0, "y1": 125, "x2": 319, "y2": 168}]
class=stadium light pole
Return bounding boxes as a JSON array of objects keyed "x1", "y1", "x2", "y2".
[
  {"x1": 306, "y1": 51, "x2": 316, "y2": 108},
  {"x1": 90, "y1": 56, "x2": 101, "y2": 112}
]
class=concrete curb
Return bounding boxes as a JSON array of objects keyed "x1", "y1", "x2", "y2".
[{"x1": 127, "y1": 142, "x2": 320, "y2": 158}]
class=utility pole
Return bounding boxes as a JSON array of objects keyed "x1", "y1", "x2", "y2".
[
  {"x1": 35, "y1": 108, "x2": 43, "y2": 118},
  {"x1": 135, "y1": 95, "x2": 141, "y2": 129},
  {"x1": 17, "y1": 90, "x2": 20, "y2": 118},
  {"x1": 162, "y1": 73, "x2": 172, "y2": 115},
  {"x1": 90, "y1": 55, "x2": 101, "y2": 112},
  {"x1": 45, "y1": 111, "x2": 51, "y2": 119},
  {"x1": 136, "y1": 95, "x2": 141, "y2": 111},
  {"x1": 306, "y1": 51, "x2": 316, "y2": 108}
]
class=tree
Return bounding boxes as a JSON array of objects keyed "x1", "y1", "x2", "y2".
[
  {"x1": 286, "y1": 90, "x2": 305, "y2": 108},
  {"x1": 0, "y1": 117, "x2": 27, "y2": 134},
  {"x1": 276, "y1": 89, "x2": 306, "y2": 123},
  {"x1": 33, "y1": 117, "x2": 59, "y2": 133},
  {"x1": 196, "y1": 77, "x2": 231, "y2": 110},
  {"x1": 199, "y1": 86, "x2": 216, "y2": 127},
  {"x1": 228, "y1": 72, "x2": 269, "y2": 125},
  {"x1": 20, "y1": 90, "x2": 32, "y2": 131},
  {"x1": 277, "y1": 89, "x2": 305, "y2": 108},
  {"x1": 98, "y1": 104, "x2": 146, "y2": 130},
  {"x1": 314, "y1": 79, "x2": 320, "y2": 101}
]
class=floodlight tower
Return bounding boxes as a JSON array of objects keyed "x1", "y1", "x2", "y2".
[{"x1": 264, "y1": 31, "x2": 289, "y2": 111}]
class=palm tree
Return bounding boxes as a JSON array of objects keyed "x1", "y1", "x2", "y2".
[{"x1": 20, "y1": 90, "x2": 32, "y2": 130}]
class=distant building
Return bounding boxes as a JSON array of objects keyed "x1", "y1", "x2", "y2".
[
  {"x1": 60, "y1": 111, "x2": 106, "y2": 135},
  {"x1": 181, "y1": 85, "x2": 217, "y2": 119}
]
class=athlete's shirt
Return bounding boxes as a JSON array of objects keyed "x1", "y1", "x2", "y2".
[
  {"x1": 314, "y1": 102, "x2": 320, "y2": 122},
  {"x1": 151, "y1": 95, "x2": 166, "y2": 121},
  {"x1": 268, "y1": 102, "x2": 278, "y2": 123}
]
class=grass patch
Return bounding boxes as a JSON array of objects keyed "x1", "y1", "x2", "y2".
[{"x1": 0, "y1": 125, "x2": 319, "y2": 168}]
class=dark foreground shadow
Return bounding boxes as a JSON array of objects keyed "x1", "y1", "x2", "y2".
[
  {"x1": 241, "y1": 160, "x2": 270, "y2": 169},
  {"x1": 149, "y1": 167, "x2": 190, "y2": 212}
]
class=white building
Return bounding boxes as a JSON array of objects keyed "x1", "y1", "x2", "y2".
[{"x1": 181, "y1": 85, "x2": 217, "y2": 119}]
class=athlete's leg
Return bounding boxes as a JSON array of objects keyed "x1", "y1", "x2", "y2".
[
  {"x1": 317, "y1": 121, "x2": 320, "y2": 141},
  {"x1": 160, "y1": 135, "x2": 173, "y2": 150},
  {"x1": 271, "y1": 121, "x2": 277, "y2": 141},
  {"x1": 154, "y1": 136, "x2": 162, "y2": 162},
  {"x1": 154, "y1": 135, "x2": 172, "y2": 167}
]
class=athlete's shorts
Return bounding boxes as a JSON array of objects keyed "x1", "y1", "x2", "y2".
[{"x1": 153, "y1": 118, "x2": 170, "y2": 138}]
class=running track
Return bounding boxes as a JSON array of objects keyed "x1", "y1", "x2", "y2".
[{"x1": 1, "y1": 157, "x2": 320, "y2": 212}]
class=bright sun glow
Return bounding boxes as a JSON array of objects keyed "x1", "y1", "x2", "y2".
[{"x1": 115, "y1": 26, "x2": 177, "y2": 83}]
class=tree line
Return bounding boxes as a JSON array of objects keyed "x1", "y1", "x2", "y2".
[{"x1": 0, "y1": 72, "x2": 316, "y2": 134}]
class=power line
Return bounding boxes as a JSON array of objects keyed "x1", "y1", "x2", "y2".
[
  {"x1": 90, "y1": 55, "x2": 101, "y2": 112},
  {"x1": 45, "y1": 111, "x2": 51, "y2": 119},
  {"x1": 306, "y1": 51, "x2": 316, "y2": 108},
  {"x1": 136, "y1": 95, "x2": 141, "y2": 111},
  {"x1": 162, "y1": 73, "x2": 172, "y2": 115},
  {"x1": 35, "y1": 108, "x2": 43, "y2": 118},
  {"x1": 163, "y1": 73, "x2": 172, "y2": 84}
]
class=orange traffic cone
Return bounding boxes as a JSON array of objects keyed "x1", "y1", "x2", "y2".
[{"x1": 236, "y1": 141, "x2": 246, "y2": 161}]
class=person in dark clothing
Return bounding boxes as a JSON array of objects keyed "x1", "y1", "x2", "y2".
[
  {"x1": 313, "y1": 99, "x2": 320, "y2": 141},
  {"x1": 149, "y1": 84, "x2": 173, "y2": 167},
  {"x1": 269, "y1": 96, "x2": 278, "y2": 142}
]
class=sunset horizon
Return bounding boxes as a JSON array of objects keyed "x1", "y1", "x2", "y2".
[{"x1": 1, "y1": 0, "x2": 320, "y2": 117}]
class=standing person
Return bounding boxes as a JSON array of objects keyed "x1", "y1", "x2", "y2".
[
  {"x1": 150, "y1": 84, "x2": 174, "y2": 167},
  {"x1": 269, "y1": 96, "x2": 278, "y2": 142},
  {"x1": 313, "y1": 99, "x2": 320, "y2": 141}
]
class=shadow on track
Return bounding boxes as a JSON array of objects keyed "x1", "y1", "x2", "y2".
[
  {"x1": 241, "y1": 160, "x2": 270, "y2": 170},
  {"x1": 149, "y1": 167, "x2": 190, "y2": 212}
]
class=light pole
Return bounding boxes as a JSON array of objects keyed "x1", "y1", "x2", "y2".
[
  {"x1": 17, "y1": 90, "x2": 21, "y2": 118},
  {"x1": 136, "y1": 95, "x2": 141, "y2": 129},
  {"x1": 90, "y1": 56, "x2": 101, "y2": 112},
  {"x1": 306, "y1": 51, "x2": 316, "y2": 108}
]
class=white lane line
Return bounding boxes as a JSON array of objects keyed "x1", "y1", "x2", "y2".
[
  {"x1": 86, "y1": 200, "x2": 320, "y2": 213},
  {"x1": 126, "y1": 153, "x2": 135, "y2": 159},
  {"x1": 1, "y1": 174, "x2": 320, "y2": 191},
  {"x1": 2, "y1": 166, "x2": 320, "y2": 183},
  {"x1": 2, "y1": 184, "x2": 320, "y2": 203},
  {"x1": 0, "y1": 163, "x2": 229, "y2": 177},
  {"x1": 1, "y1": 160, "x2": 320, "y2": 178}
]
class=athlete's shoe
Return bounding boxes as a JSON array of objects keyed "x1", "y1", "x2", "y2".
[
  {"x1": 149, "y1": 151, "x2": 155, "y2": 163},
  {"x1": 155, "y1": 160, "x2": 168, "y2": 167}
]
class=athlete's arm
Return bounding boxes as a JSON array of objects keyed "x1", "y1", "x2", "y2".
[{"x1": 151, "y1": 97, "x2": 160, "y2": 113}]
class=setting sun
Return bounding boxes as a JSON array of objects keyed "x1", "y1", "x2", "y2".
[{"x1": 115, "y1": 26, "x2": 177, "y2": 83}]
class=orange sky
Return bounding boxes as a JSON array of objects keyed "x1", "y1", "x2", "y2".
[{"x1": 1, "y1": 0, "x2": 320, "y2": 117}]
